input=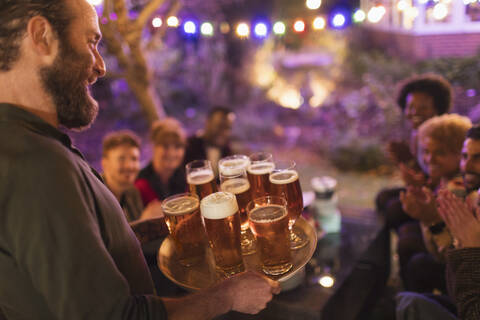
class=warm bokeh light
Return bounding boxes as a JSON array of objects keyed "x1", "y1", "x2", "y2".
[
  {"x1": 220, "y1": 22, "x2": 230, "y2": 34},
  {"x1": 313, "y1": 17, "x2": 326, "y2": 30},
  {"x1": 200, "y1": 22, "x2": 214, "y2": 36},
  {"x1": 293, "y1": 20, "x2": 306, "y2": 32},
  {"x1": 254, "y1": 23, "x2": 268, "y2": 37},
  {"x1": 306, "y1": 0, "x2": 322, "y2": 10},
  {"x1": 279, "y1": 89, "x2": 303, "y2": 109},
  {"x1": 353, "y1": 9, "x2": 366, "y2": 23},
  {"x1": 183, "y1": 21, "x2": 196, "y2": 34},
  {"x1": 236, "y1": 22, "x2": 250, "y2": 37},
  {"x1": 273, "y1": 21, "x2": 286, "y2": 35},
  {"x1": 405, "y1": 6, "x2": 419, "y2": 19},
  {"x1": 318, "y1": 275, "x2": 335, "y2": 288},
  {"x1": 433, "y1": 3, "x2": 449, "y2": 20},
  {"x1": 396, "y1": 0, "x2": 408, "y2": 12},
  {"x1": 167, "y1": 16, "x2": 179, "y2": 27},
  {"x1": 332, "y1": 13, "x2": 346, "y2": 28},
  {"x1": 152, "y1": 17, "x2": 162, "y2": 28},
  {"x1": 368, "y1": 6, "x2": 386, "y2": 23},
  {"x1": 87, "y1": 0, "x2": 103, "y2": 5}
]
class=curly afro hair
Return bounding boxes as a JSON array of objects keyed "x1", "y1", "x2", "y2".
[{"x1": 396, "y1": 73, "x2": 453, "y2": 115}]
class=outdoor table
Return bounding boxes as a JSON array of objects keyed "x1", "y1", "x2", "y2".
[{"x1": 217, "y1": 208, "x2": 389, "y2": 320}]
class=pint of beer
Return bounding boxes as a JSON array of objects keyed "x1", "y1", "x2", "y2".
[
  {"x1": 219, "y1": 157, "x2": 256, "y2": 255},
  {"x1": 200, "y1": 192, "x2": 245, "y2": 276},
  {"x1": 186, "y1": 160, "x2": 217, "y2": 200},
  {"x1": 161, "y1": 193, "x2": 206, "y2": 267},
  {"x1": 269, "y1": 161, "x2": 307, "y2": 249},
  {"x1": 247, "y1": 196, "x2": 292, "y2": 276},
  {"x1": 247, "y1": 152, "x2": 275, "y2": 199}
]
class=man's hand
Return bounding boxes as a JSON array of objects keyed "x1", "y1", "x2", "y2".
[
  {"x1": 225, "y1": 271, "x2": 280, "y2": 314},
  {"x1": 437, "y1": 190, "x2": 480, "y2": 248},
  {"x1": 400, "y1": 186, "x2": 440, "y2": 225},
  {"x1": 387, "y1": 141, "x2": 414, "y2": 164},
  {"x1": 399, "y1": 163, "x2": 426, "y2": 187}
]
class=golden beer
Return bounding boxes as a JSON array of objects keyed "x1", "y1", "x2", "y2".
[
  {"x1": 247, "y1": 162, "x2": 275, "y2": 199},
  {"x1": 186, "y1": 160, "x2": 218, "y2": 200},
  {"x1": 220, "y1": 178, "x2": 251, "y2": 228},
  {"x1": 200, "y1": 192, "x2": 244, "y2": 276},
  {"x1": 161, "y1": 193, "x2": 206, "y2": 267},
  {"x1": 269, "y1": 170, "x2": 303, "y2": 225},
  {"x1": 248, "y1": 198, "x2": 292, "y2": 275}
]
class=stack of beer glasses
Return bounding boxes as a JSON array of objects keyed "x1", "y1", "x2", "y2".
[
  {"x1": 269, "y1": 160, "x2": 308, "y2": 249},
  {"x1": 218, "y1": 155, "x2": 256, "y2": 255},
  {"x1": 161, "y1": 193, "x2": 206, "y2": 267},
  {"x1": 200, "y1": 192, "x2": 245, "y2": 277},
  {"x1": 247, "y1": 196, "x2": 292, "y2": 275},
  {"x1": 247, "y1": 152, "x2": 275, "y2": 199},
  {"x1": 186, "y1": 160, "x2": 217, "y2": 200}
]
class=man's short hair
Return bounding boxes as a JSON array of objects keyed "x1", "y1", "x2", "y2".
[
  {"x1": 102, "y1": 130, "x2": 141, "y2": 158},
  {"x1": 207, "y1": 106, "x2": 234, "y2": 120},
  {"x1": 0, "y1": 0, "x2": 71, "y2": 71},
  {"x1": 466, "y1": 124, "x2": 480, "y2": 140},
  {"x1": 396, "y1": 74, "x2": 453, "y2": 115},
  {"x1": 419, "y1": 114, "x2": 472, "y2": 154},
  {"x1": 150, "y1": 118, "x2": 186, "y2": 147}
]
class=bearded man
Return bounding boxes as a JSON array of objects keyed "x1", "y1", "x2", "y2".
[{"x1": 0, "y1": 1, "x2": 278, "y2": 319}]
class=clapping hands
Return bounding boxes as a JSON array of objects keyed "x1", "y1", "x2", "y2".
[
  {"x1": 400, "y1": 186, "x2": 440, "y2": 225},
  {"x1": 437, "y1": 190, "x2": 480, "y2": 248}
]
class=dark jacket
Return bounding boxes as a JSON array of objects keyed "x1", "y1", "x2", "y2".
[{"x1": 183, "y1": 135, "x2": 232, "y2": 165}]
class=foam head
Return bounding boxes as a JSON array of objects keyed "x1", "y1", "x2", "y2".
[
  {"x1": 249, "y1": 204, "x2": 287, "y2": 223},
  {"x1": 220, "y1": 178, "x2": 250, "y2": 194},
  {"x1": 200, "y1": 191, "x2": 239, "y2": 219},
  {"x1": 187, "y1": 169, "x2": 215, "y2": 185},
  {"x1": 269, "y1": 169, "x2": 298, "y2": 184},
  {"x1": 219, "y1": 157, "x2": 250, "y2": 176},
  {"x1": 162, "y1": 194, "x2": 199, "y2": 216},
  {"x1": 247, "y1": 162, "x2": 275, "y2": 175}
]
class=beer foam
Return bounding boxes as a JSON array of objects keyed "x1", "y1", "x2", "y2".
[
  {"x1": 250, "y1": 205, "x2": 287, "y2": 223},
  {"x1": 200, "y1": 192, "x2": 239, "y2": 220},
  {"x1": 220, "y1": 178, "x2": 250, "y2": 194},
  {"x1": 269, "y1": 170, "x2": 298, "y2": 185},
  {"x1": 162, "y1": 196, "x2": 199, "y2": 215},
  {"x1": 247, "y1": 162, "x2": 275, "y2": 175},
  {"x1": 219, "y1": 158, "x2": 250, "y2": 176},
  {"x1": 187, "y1": 169, "x2": 214, "y2": 185}
]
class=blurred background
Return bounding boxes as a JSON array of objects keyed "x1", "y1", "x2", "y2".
[{"x1": 79, "y1": 0, "x2": 480, "y2": 209}]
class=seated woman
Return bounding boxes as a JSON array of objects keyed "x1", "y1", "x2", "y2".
[
  {"x1": 135, "y1": 118, "x2": 187, "y2": 206},
  {"x1": 400, "y1": 114, "x2": 471, "y2": 293}
]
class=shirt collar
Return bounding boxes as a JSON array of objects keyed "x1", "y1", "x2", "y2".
[{"x1": 0, "y1": 103, "x2": 78, "y2": 155}]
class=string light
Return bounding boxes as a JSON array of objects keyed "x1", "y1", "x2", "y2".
[
  {"x1": 200, "y1": 22, "x2": 214, "y2": 36},
  {"x1": 220, "y1": 22, "x2": 230, "y2": 34},
  {"x1": 183, "y1": 20, "x2": 196, "y2": 34},
  {"x1": 332, "y1": 13, "x2": 346, "y2": 28},
  {"x1": 293, "y1": 20, "x2": 306, "y2": 32},
  {"x1": 273, "y1": 21, "x2": 286, "y2": 35},
  {"x1": 353, "y1": 9, "x2": 366, "y2": 23},
  {"x1": 313, "y1": 17, "x2": 326, "y2": 30},
  {"x1": 254, "y1": 23, "x2": 268, "y2": 37},
  {"x1": 433, "y1": 3, "x2": 448, "y2": 20},
  {"x1": 167, "y1": 16, "x2": 179, "y2": 27},
  {"x1": 236, "y1": 22, "x2": 250, "y2": 37},
  {"x1": 306, "y1": 0, "x2": 322, "y2": 10},
  {"x1": 152, "y1": 17, "x2": 162, "y2": 28},
  {"x1": 397, "y1": 0, "x2": 408, "y2": 12},
  {"x1": 368, "y1": 6, "x2": 386, "y2": 23}
]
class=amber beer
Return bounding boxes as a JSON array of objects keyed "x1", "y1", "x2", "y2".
[
  {"x1": 220, "y1": 178, "x2": 251, "y2": 228},
  {"x1": 186, "y1": 160, "x2": 218, "y2": 200},
  {"x1": 200, "y1": 192, "x2": 244, "y2": 276},
  {"x1": 161, "y1": 193, "x2": 206, "y2": 267},
  {"x1": 247, "y1": 152, "x2": 275, "y2": 199},
  {"x1": 269, "y1": 169, "x2": 303, "y2": 225},
  {"x1": 248, "y1": 197, "x2": 292, "y2": 275}
]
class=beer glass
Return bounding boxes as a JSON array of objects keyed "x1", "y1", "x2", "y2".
[
  {"x1": 219, "y1": 155, "x2": 256, "y2": 255},
  {"x1": 269, "y1": 160, "x2": 308, "y2": 249},
  {"x1": 186, "y1": 160, "x2": 217, "y2": 200},
  {"x1": 247, "y1": 152, "x2": 275, "y2": 199},
  {"x1": 200, "y1": 192, "x2": 245, "y2": 276},
  {"x1": 247, "y1": 196, "x2": 292, "y2": 276},
  {"x1": 161, "y1": 193, "x2": 206, "y2": 267}
]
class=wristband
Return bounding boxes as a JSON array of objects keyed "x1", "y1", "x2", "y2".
[{"x1": 428, "y1": 221, "x2": 446, "y2": 235}]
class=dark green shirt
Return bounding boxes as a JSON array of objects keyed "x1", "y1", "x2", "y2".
[{"x1": 0, "y1": 104, "x2": 167, "y2": 319}]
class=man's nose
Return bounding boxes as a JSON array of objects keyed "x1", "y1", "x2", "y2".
[{"x1": 94, "y1": 50, "x2": 106, "y2": 78}]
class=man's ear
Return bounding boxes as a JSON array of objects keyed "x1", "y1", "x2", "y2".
[{"x1": 27, "y1": 16, "x2": 58, "y2": 61}]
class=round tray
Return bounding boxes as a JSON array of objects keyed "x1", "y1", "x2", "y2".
[{"x1": 158, "y1": 217, "x2": 317, "y2": 291}]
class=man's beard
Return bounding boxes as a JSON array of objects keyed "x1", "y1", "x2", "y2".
[
  {"x1": 40, "y1": 38, "x2": 98, "y2": 131},
  {"x1": 463, "y1": 172, "x2": 480, "y2": 193}
]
